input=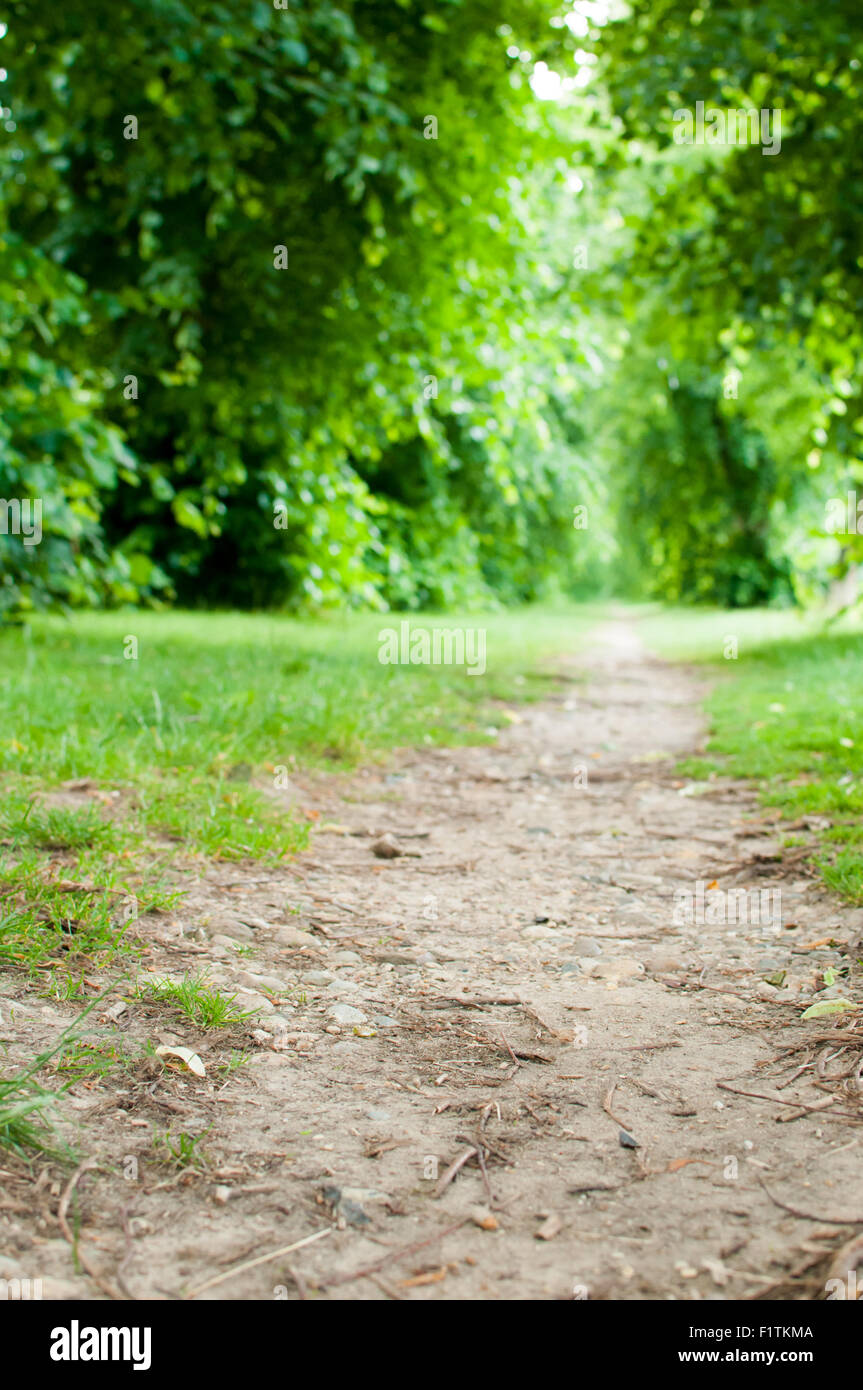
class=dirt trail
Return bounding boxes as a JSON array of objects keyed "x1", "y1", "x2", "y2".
[{"x1": 5, "y1": 616, "x2": 863, "y2": 1301}]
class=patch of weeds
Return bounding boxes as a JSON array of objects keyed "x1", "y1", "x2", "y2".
[
  {"x1": 137, "y1": 971, "x2": 252, "y2": 1027},
  {"x1": 0, "y1": 798, "x2": 123, "y2": 854},
  {"x1": 0, "y1": 854, "x2": 139, "y2": 977},
  {"x1": 215, "y1": 1050, "x2": 252, "y2": 1077},
  {"x1": 136, "y1": 776, "x2": 310, "y2": 860},
  {"x1": 151, "y1": 1127, "x2": 210, "y2": 1171},
  {"x1": 0, "y1": 1063, "x2": 62, "y2": 1159},
  {"x1": 38, "y1": 975, "x2": 98, "y2": 1003},
  {"x1": 818, "y1": 849, "x2": 863, "y2": 903},
  {"x1": 0, "y1": 998, "x2": 107, "y2": 1158},
  {"x1": 53, "y1": 1040, "x2": 125, "y2": 1082},
  {"x1": 645, "y1": 619, "x2": 863, "y2": 906}
]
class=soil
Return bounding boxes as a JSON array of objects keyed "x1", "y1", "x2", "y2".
[{"x1": 3, "y1": 616, "x2": 863, "y2": 1301}]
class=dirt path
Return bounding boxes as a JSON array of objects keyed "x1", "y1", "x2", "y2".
[{"x1": 6, "y1": 616, "x2": 863, "y2": 1301}]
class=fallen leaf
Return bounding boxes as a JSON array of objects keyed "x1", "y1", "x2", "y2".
[
  {"x1": 399, "y1": 1267, "x2": 448, "y2": 1288},
  {"x1": 801, "y1": 999, "x2": 859, "y2": 1019},
  {"x1": 155, "y1": 1044, "x2": 206, "y2": 1077}
]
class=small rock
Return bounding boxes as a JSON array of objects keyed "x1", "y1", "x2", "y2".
[
  {"x1": 275, "y1": 925, "x2": 319, "y2": 949},
  {"x1": 583, "y1": 958, "x2": 645, "y2": 980},
  {"x1": 236, "y1": 971, "x2": 281, "y2": 994},
  {"x1": 571, "y1": 938, "x2": 604, "y2": 957},
  {"x1": 469, "y1": 1205, "x2": 499, "y2": 1231},
  {"x1": 320, "y1": 1186, "x2": 371, "y2": 1227},
  {"x1": 213, "y1": 1186, "x2": 232, "y2": 1205},
  {"x1": 702, "y1": 1257, "x2": 730, "y2": 1287},
  {"x1": 328, "y1": 1003, "x2": 367, "y2": 1025},
  {"x1": 522, "y1": 924, "x2": 558, "y2": 941},
  {"x1": 365, "y1": 1106, "x2": 392, "y2": 1121},
  {"x1": 755, "y1": 956, "x2": 789, "y2": 972},
  {"x1": 618, "y1": 1128, "x2": 640, "y2": 1149},
  {"x1": 236, "y1": 990, "x2": 275, "y2": 1015},
  {"x1": 332, "y1": 951, "x2": 362, "y2": 966},
  {"x1": 650, "y1": 954, "x2": 685, "y2": 974},
  {"x1": 536, "y1": 1213, "x2": 562, "y2": 1241},
  {"x1": 211, "y1": 933, "x2": 249, "y2": 951},
  {"x1": 303, "y1": 971, "x2": 335, "y2": 987},
  {"x1": 207, "y1": 919, "x2": 254, "y2": 943},
  {"x1": 254, "y1": 1013, "x2": 293, "y2": 1034},
  {"x1": 372, "y1": 1014, "x2": 399, "y2": 1028},
  {"x1": 372, "y1": 834, "x2": 402, "y2": 859}
]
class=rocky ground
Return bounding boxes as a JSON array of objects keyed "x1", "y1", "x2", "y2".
[{"x1": 3, "y1": 617, "x2": 863, "y2": 1301}]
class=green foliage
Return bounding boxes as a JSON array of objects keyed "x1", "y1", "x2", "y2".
[
  {"x1": 584, "y1": 0, "x2": 863, "y2": 604},
  {"x1": 1, "y1": 0, "x2": 599, "y2": 613},
  {"x1": 4, "y1": 0, "x2": 859, "y2": 612}
]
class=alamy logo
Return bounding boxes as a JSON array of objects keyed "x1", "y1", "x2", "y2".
[
  {"x1": 825, "y1": 1270, "x2": 862, "y2": 1300},
  {"x1": 0, "y1": 497, "x2": 42, "y2": 545},
  {"x1": 672, "y1": 101, "x2": 781, "y2": 156},
  {"x1": 826, "y1": 491, "x2": 863, "y2": 534},
  {"x1": 50, "y1": 1321, "x2": 152, "y2": 1371},
  {"x1": 0, "y1": 1277, "x2": 42, "y2": 1299},
  {"x1": 673, "y1": 880, "x2": 781, "y2": 930},
  {"x1": 377, "y1": 620, "x2": 486, "y2": 676}
]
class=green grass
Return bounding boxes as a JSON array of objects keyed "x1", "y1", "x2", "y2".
[
  {"x1": 0, "y1": 1063, "x2": 61, "y2": 1158},
  {"x1": 136, "y1": 971, "x2": 253, "y2": 1028},
  {"x1": 638, "y1": 605, "x2": 863, "y2": 903},
  {"x1": 151, "y1": 1127, "x2": 210, "y2": 1171},
  {"x1": 0, "y1": 605, "x2": 596, "y2": 860},
  {"x1": 0, "y1": 1000, "x2": 109, "y2": 1158},
  {"x1": 2, "y1": 604, "x2": 597, "y2": 771},
  {"x1": 0, "y1": 809, "x2": 182, "y2": 982},
  {"x1": 0, "y1": 603, "x2": 594, "y2": 991}
]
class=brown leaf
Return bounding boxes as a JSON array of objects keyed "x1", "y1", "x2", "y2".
[{"x1": 399, "y1": 1267, "x2": 448, "y2": 1288}]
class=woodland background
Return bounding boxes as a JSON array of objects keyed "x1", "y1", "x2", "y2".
[{"x1": 1, "y1": 0, "x2": 861, "y2": 618}]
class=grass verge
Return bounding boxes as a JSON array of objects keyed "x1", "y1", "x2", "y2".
[{"x1": 638, "y1": 605, "x2": 863, "y2": 903}]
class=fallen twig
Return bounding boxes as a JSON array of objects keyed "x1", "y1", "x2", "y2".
[
  {"x1": 319, "y1": 1217, "x2": 471, "y2": 1290},
  {"x1": 185, "y1": 1228, "x2": 332, "y2": 1297},
  {"x1": 58, "y1": 1159, "x2": 123, "y2": 1301},
  {"x1": 758, "y1": 1180, "x2": 863, "y2": 1226},
  {"x1": 433, "y1": 1146, "x2": 478, "y2": 1199}
]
